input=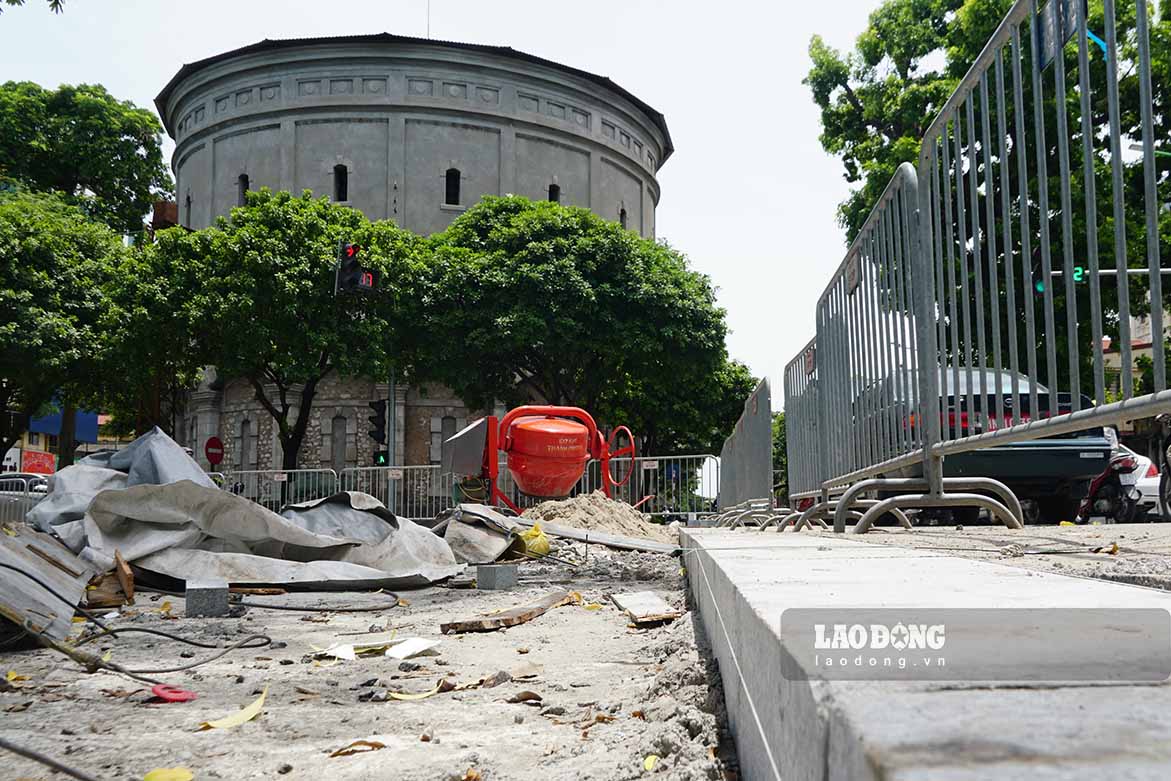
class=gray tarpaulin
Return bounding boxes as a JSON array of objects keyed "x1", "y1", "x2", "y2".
[
  {"x1": 443, "y1": 504, "x2": 525, "y2": 564},
  {"x1": 80, "y1": 482, "x2": 462, "y2": 589},
  {"x1": 26, "y1": 428, "x2": 462, "y2": 589}
]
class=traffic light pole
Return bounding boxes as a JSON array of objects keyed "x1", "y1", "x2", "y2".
[{"x1": 387, "y1": 365, "x2": 397, "y2": 514}]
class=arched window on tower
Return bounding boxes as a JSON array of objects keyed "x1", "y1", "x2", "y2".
[
  {"x1": 333, "y1": 164, "x2": 349, "y2": 202},
  {"x1": 619, "y1": 207, "x2": 628, "y2": 230},
  {"x1": 445, "y1": 168, "x2": 461, "y2": 206},
  {"x1": 547, "y1": 183, "x2": 561, "y2": 203},
  {"x1": 237, "y1": 174, "x2": 250, "y2": 207}
]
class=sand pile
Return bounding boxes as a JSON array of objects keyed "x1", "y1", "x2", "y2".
[{"x1": 523, "y1": 490, "x2": 677, "y2": 544}]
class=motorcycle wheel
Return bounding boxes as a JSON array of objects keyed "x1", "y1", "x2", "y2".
[{"x1": 1160, "y1": 469, "x2": 1171, "y2": 523}]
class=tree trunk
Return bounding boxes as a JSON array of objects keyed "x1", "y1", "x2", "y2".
[{"x1": 57, "y1": 400, "x2": 77, "y2": 468}]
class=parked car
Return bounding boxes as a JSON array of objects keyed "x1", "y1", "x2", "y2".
[
  {"x1": 1133, "y1": 446, "x2": 1164, "y2": 520},
  {"x1": 874, "y1": 368, "x2": 1113, "y2": 524}
]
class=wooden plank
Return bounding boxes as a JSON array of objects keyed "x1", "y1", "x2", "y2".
[
  {"x1": 611, "y1": 591, "x2": 682, "y2": 625},
  {"x1": 511, "y1": 518, "x2": 677, "y2": 555},
  {"x1": 114, "y1": 550, "x2": 134, "y2": 604},
  {"x1": 440, "y1": 590, "x2": 575, "y2": 634},
  {"x1": 0, "y1": 525, "x2": 94, "y2": 642}
]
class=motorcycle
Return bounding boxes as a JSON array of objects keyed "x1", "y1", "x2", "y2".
[
  {"x1": 1076, "y1": 444, "x2": 1143, "y2": 524},
  {"x1": 1158, "y1": 414, "x2": 1171, "y2": 523}
]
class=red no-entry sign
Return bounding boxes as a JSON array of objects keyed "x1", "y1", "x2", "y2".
[{"x1": 204, "y1": 436, "x2": 224, "y2": 465}]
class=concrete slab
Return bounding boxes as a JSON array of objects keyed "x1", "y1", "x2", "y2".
[{"x1": 682, "y1": 529, "x2": 1171, "y2": 781}]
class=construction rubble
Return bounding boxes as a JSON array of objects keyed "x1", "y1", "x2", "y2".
[{"x1": 0, "y1": 429, "x2": 735, "y2": 780}]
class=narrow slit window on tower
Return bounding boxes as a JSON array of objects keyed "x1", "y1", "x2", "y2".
[
  {"x1": 184, "y1": 194, "x2": 192, "y2": 227},
  {"x1": 333, "y1": 164, "x2": 349, "y2": 202},
  {"x1": 619, "y1": 207, "x2": 628, "y2": 229},
  {"x1": 237, "y1": 174, "x2": 250, "y2": 207},
  {"x1": 445, "y1": 168, "x2": 461, "y2": 205},
  {"x1": 548, "y1": 183, "x2": 561, "y2": 203}
]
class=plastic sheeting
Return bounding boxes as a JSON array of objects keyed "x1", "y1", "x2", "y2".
[{"x1": 27, "y1": 428, "x2": 463, "y2": 589}]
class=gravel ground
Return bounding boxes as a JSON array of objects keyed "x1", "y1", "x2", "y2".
[{"x1": 0, "y1": 543, "x2": 735, "y2": 781}]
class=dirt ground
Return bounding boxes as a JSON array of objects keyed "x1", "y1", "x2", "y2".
[
  {"x1": 0, "y1": 544, "x2": 735, "y2": 781},
  {"x1": 805, "y1": 521, "x2": 1171, "y2": 587}
]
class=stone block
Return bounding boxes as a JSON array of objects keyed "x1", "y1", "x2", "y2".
[
  {"x1": 476, "y1": 564, "x2": 518, "y2": 590},
  {"x1": 186, "y1": 578, "x2": 230, "y2": 617}
]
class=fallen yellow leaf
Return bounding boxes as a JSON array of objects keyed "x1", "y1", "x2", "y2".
[
  {"x1": 388, "y1": 680, "x2": 445, "y2": 701},
  {"x1": 101, "y1": 650, "x2": 113, "y2": 663},
  {"x1": 199, "y1": 685, "x2": 267, "y2": 730},
  {"x1": 330, "y1": 739, "x2": 386, "y2": 757},
  {"x1": 644, "y1": 754, "x2": 659, "y2": 771},
  {"x1": 6, "y1": 671, "x2": 29, "y2": 683},
  {"x1": 583, "y1": 603, "x2": 603, "y2": 611},
  {"x1": 160, "y1": 601, "x2": 173, "y2": 615},
  {"x1": 144, "y1": 769, "x2": 194, "y2": 781}
]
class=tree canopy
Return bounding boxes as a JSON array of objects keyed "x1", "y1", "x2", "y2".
[
  {"x1": 418, "y1": 196, "x2": 750, "y2": 455},
  {"x1": 151, "y1": 189, "x2": 427, "y2": 469},
  {"x1": 0, "y1": 81, "x2": 171, "y2": 233},
  {"x1": 805, "y1": 0, "x2": 1007, "y2": 239},
  {"x1": 0, "y1": 189, "x2": 122, "y2": 456}
]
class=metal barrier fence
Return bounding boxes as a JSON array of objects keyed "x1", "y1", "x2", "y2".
[
  {"x1": 220, "y1": 468, "x2": 339, "y2": 512},
  {"x1": 0, "y1": 475, "x2": 47, "y2": 524},
  {"x1": 718, "y1": 378, "x2": 773, "y2": 511},
  {"x1": 784, "y1": 0, "x2": 1168, "y2": 533},
  {"x1": 341, "y1": 454, "x2": 720, "y2": 521}
]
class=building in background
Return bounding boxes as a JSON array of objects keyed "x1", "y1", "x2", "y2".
[{"x1": 155, "y1": 33, "x2": 672, "y2": 472}]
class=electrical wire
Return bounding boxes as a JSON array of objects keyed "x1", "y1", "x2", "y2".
[
  {"x1": 0, "y1": 736, "x2": 101, "y2": 781},
  {"x1": 236, "y1": 595, "x2": 400, "y2": 613},
  {"x1": 75, "y1": 625, "x2": 270, "y2": 650}
]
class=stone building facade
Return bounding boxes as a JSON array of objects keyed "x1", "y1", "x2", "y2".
[{"x1": 155, "y1": 33, "x2": 672, "y2": 471}]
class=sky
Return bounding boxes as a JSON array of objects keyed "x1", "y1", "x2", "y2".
[{"x1": 0, "y1": 0, "x2": 880, "y2": 405}]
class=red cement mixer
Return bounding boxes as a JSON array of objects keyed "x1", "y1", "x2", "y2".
[{"x1": 442, "y1": 405, "x2": 636, "y2": 514}]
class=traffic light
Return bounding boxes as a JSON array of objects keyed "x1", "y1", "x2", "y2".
[
  {"x1": 335, "y1": 242, "x2": 378, "y2": 294},
  {"x1": 368, "y1": 399, "x2": 387, "y2": 445},
  {"x1": 373, "y1": 450, "x2": 389, "y2": 466}
]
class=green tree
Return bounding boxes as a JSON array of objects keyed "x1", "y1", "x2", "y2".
[
  {"x1": 88, "y1": 239, "x2": 211, "y2": 437},
  {"x1": 152, "y1": 189, "x2": 426, "y2": 470},
  {"x1": 805, "y1": 0, "x2": 1012, "y2": 240},
  {"x1": 419, "y1": 196, "x2": 739, "y2": 455},
  {"x1": 0, "y1": 190, "x2": 121, "y2": 458},
  {"x1": 772, "y1": 411, "x2": 788, "y2": 505},
  {"x1": 0, "y1": 81, "x2": 171, "y2": 234}
]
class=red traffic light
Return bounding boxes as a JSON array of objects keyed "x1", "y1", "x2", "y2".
[{"x1": 345, "y1": 243, "x2": 361, "y2": 258}]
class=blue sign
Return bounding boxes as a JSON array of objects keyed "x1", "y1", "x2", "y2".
[{"x1": 29, "y1": 407, "x2": 99, "y2": 443}]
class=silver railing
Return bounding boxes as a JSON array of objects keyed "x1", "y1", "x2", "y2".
[
  {"x1": 0, "y1": 475, "x2": 48, "y2": 524},
  {"x1": 339, "y1": 465, "x2": 455, "y2": 520},
  {"x1": 220, "y1": 468, "x2": 339, "y2": 511},
  {"x1": 784, "y1": 0, "x2": 1168, "y2": 533},
  {"x1": 717, "y1": 379, "x2": 773, "y2": 511}
]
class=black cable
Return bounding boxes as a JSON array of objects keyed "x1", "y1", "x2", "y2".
[
  {"x1": 0, "y1": 561, "x2": 115, "y2": 633},
  {"x1": 0, "y1": 736, "x2": 102, "y2": 781},
  {"x1": 110, "y1": 633, "x2": 273, "y2": 675},
  {"x1": 76, "y1": 626, "x2": 270, "y2": 651}
]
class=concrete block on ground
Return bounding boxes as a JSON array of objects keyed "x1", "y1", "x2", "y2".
[
  {"x1": 476, "y1": 563, "x2": 518, "y2": 590},
  {"x1": 186, "y1": 578, "x2": 230, "y2": 617},
  {"x1": 682, "y1": 529, "x2": 1171, "y2": 781}
]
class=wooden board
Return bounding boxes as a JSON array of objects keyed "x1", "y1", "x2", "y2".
[
  {"x1": 0, "y1": 524, "x2": 97, "y2": 642},
  {"x1": 511, "y1": 518, "x2": 677, "y2": 555},
  {"x1": 611, "y1": 590, "x2": 682, "y2": 625},
  {"x1": 440, "y1": 589, "x2": 575, "y2": 634},
  {"x1": 114, "y1": 550, "x2": 134, "y2": 604}
]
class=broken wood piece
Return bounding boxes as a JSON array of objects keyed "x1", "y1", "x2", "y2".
[
  {"x1": 440, "y1": 590, "x2": 576, "y2": 634},
  {"x1": 611, "y1": 591, "x2": 682, "y2": 625},
  {"x1": 84, "y1": 572, "x2": 129, "y2": 609},
  {"x1": 114, "y1": 550, "x2": 134, "y2": 604},
  {"x1": 229, "y1": 587, "x2": 287, "y2": 596}
]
